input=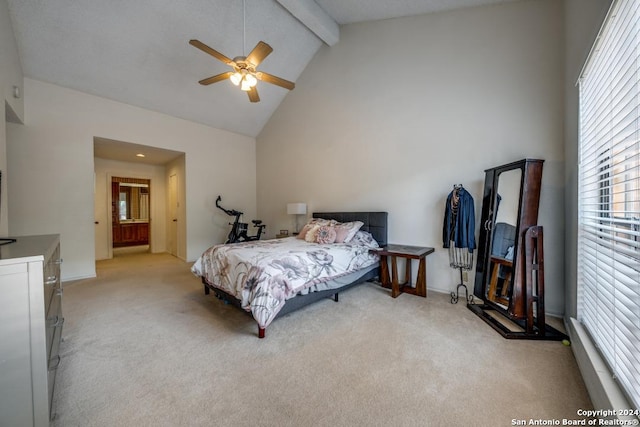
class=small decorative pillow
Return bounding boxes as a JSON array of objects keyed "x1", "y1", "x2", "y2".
[
  {"x1": 304, "y1": 224, "x2": 322, "y2": 243},
  {"x1": 316, "y1": 225, "x2": 337, "y2": 244},
  {"x1": 297, "y1": 223, "x2": 313, "y2": 240},
  {"x1": 334, "y1": 221, "x2": 364, "y2": 243},
  {"x1": 297, "y1": 218, "x2": 337, "y2": 239}
]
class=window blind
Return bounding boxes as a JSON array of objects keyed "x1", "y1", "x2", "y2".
[{"x1": 578, "y1": 0, "x2": 640, "y2": 410}]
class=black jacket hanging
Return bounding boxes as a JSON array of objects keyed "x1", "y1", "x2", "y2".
[{"x1": 443, "y1": 186, "x2": 476, "y2": 253}]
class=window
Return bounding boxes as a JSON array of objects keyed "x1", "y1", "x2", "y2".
[
  {"x1": 119, "y1": 191, "x2": 129, "y2": 221},
  {"x1": 578, "y1": 0, "x2": 640, "y2": 410}
]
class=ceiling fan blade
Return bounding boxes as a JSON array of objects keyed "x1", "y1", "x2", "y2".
[
  {"x1": 198, "y1": 71, "x2": 234, "y2": 85},
  {"x1": 247, "y1": 87, "x2": 260, "y2": 103},
  {"x1": 246, "y1": 41, "x2": 273, "y2": 67},
  {"x1": 189, "y1": 39, "x2": 234, "y2": 65},
  {"x1": 256, "y1": 72, "x2": 295, "y2": 91}
]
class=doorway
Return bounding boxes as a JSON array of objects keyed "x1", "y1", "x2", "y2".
[
  {"x1": 93, "y1": 137, "x2": 185, "y2": 262},
  {"x1": 111, "y1": 177, "x2": 150, "y2": 255}
]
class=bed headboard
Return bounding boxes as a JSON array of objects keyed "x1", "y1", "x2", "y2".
[{"x1": 312, "y1": 212, "x2": 388, "y2": 247}]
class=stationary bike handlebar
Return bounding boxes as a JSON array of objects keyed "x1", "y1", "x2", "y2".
[
  {"x1": 216, "y1": 195, "x2": 241, "y2": 217},
  {"x1": 215, "y1": 195, "x2": 266, "y2": 243}
]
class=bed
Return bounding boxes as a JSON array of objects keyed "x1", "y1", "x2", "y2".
[{"x1": 191, "y1": 212, "x2": 388, "y2": 338}]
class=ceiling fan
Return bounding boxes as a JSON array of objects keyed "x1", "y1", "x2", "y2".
[{"x1": 189, "y1": 39, "x2": 295, "y2": 103}]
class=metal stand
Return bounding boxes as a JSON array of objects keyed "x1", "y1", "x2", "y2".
[
  {"x1": 446, "y1": 184, "x2": 475, "y2": 304},
  {"x1": 451, "y1": 267, "x2": 472, "y2": 304},
  {"x1": 449, "y1": 245, "x2": 474, "y2": 304}
]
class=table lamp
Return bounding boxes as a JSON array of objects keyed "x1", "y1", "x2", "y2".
[{"x1": 287, "y1": 203, "x2": 307, "y2": 233}]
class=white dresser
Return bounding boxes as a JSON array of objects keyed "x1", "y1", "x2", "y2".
[{"x1": 0, "y1": 235, "x2": 62, "y2": 426}]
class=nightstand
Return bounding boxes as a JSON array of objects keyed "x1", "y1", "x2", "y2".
[{"x1": 370, "y1": 244, "x2": 435, "y2": 298}]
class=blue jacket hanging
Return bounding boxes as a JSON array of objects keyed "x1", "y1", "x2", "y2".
[{"x1": 443, "y1": 186, "x2": 476, "y2": 253}]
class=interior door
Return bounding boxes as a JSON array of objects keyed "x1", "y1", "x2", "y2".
[
  {"x1": 94, "y1": 199, "x2": 104, "y2": 259},
  {"x1": 168, "y1": 173, "x2": 178, "y2": 256},
  {"x1": 94, "y1": 174, "x2": 109, "y2": 260}
]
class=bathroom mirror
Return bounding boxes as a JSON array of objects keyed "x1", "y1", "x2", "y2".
[
  {"x1": 111, "y1": 179, "x2": 150, "y2": 223},
  {"x1": 118, "y1": 182, "x2": 149, "y2": 221}
]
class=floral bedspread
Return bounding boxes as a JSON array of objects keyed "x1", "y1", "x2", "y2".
[{"x1": 191, "y1": 233, "x2": 380, "y2": 329}]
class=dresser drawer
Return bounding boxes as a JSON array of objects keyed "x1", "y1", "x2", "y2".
[
  {"x1": 48, "y1": 315, "x2": 63, "y2": 365},
  {"x1": 46, "y1": 291, "x2": 63, "y2": 360},
  {"x1": 47, "y1": 308, "x2": 63, "y2": 421},
  {"x1": 45, "y1": 284, "x2": 62, "y2": 319},
  {"x1": 43, "y1": 272, "x2": 60, "y2": 316},
  {"x1": 43, "y1": 255, "x2": 61, "y2": 316},
  {"x1": 47, "y1": 345, "x2": 61, "y2": 421}
]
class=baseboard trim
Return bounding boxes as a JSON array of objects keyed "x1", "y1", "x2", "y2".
[{"x1": 61, "y1": 273, "x2": 97, "y2": 284}]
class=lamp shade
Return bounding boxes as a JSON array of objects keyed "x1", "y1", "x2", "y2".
[{"x1": 287, "y1": 203, "x2": 307, "y2": 215}]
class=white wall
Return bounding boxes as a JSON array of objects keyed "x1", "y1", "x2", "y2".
[
  {"x1": 0, "y1": 0, "x2": 24, "y2": 235},
  {"x1": 257, "y1": 0, "x2": 566, "y2": 314},
  {"x1": 7, "y1": 78, "x2": 256, "y2": 280},
  {"x1": 94, "y1": 157, "x2": 168, "y2": 260}
]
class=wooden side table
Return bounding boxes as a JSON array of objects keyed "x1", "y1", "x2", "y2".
[{"x1": 370, "y1": 244, "x2": 435, "y2": 298}]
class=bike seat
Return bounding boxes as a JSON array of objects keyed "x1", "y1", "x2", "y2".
[{"x1": 252, "y1": 220, "x2": 263, "y2": 225}]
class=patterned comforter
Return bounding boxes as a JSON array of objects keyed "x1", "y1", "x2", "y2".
[{"x1": 191, "y1": 233, "x2": 380, "y2": 329}]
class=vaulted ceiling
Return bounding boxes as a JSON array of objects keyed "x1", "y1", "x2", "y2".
[{"x1": 6, "y1": 0, "x2": 519, "y2": 137}]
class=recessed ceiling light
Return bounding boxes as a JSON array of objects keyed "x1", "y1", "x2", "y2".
[{"x1": 136, "y1": 153, "x2": 145, "y2": 158}]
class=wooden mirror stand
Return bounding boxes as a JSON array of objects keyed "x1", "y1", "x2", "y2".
[{"x1": 467, "y1": 159, "x2": 567, "y2": 340}]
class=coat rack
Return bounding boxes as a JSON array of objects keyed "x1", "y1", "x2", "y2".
[{"x1": 444, "y1": 184, "x2": 475, "y2": 304}]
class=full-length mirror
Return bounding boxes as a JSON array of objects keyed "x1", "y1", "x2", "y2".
[
  {"x1": 484, "y1": 168, "x2": 521, "y2": 307},
  {"x1": 469, "y1": 159, "x2": 566, "y2": 340}
]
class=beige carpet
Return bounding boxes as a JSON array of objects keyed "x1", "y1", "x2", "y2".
[{"x1": 52, "y1": 251, "x2": 592, "y2": 427}]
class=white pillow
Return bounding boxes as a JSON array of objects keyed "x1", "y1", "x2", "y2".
[{"x1": 333, "y1": 221, "x2": 364, "y2": 243}]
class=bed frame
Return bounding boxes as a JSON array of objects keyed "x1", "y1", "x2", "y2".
[{"x1": 201, "y1": 211, "x2": 388, "y2": 338}]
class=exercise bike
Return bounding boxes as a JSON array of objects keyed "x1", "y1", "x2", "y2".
[{"x1": 216, "y1": 195, "x2": 266, "y2": 243}]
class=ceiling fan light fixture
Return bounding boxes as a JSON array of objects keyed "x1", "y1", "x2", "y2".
[
  {"x1": 244, "y1": 73, "x2": 257, "y2": 87},
  {"x1": 240, "y1": 79, "x2": 252, "y2": 91},
  {"x1": 230, "y1": 71, "x2": 243, "y2": 86}
]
